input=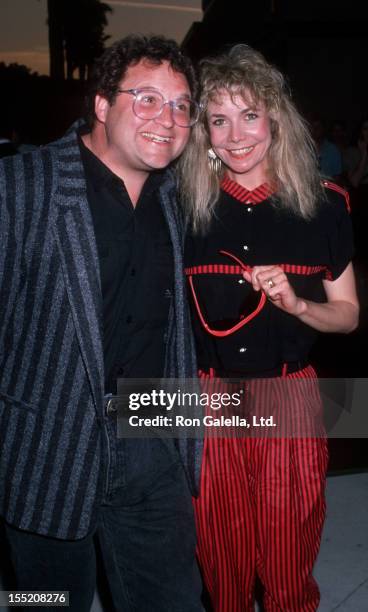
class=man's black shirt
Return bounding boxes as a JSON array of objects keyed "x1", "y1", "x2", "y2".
[{"x1": 79, "y1": 137, "x2": 174, "y2": 393}]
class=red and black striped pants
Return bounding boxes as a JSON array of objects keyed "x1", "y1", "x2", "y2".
[{"x1": 194, "y1": 366, "x2": 328, "y2": 611}]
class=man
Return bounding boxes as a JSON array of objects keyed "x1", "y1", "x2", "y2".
[{"x1": 0, "y1": 35, "x2": 202, "y2": 611}]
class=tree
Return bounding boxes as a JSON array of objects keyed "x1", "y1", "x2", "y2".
[
  {"x1": 64, "y1": 0, "x2": 112, "y2": 81},
  {"x1": 0, "y1": 62, "x2": 38, "y2": 79},
  {"x1": 47, "y1": 0, "x2": 65, "y2": 80},
  {"x1": 44, "y1": 0, "x2": 112, "y2": 80}
]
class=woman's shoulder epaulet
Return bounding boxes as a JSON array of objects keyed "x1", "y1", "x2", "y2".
[{"x1": 321, "y1": 179, "x2": 351, "y2": 212}]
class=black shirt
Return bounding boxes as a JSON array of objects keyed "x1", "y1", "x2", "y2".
[
  {"x1": 79, "y1": 137, "x2": 174, "y2": 393},
  {"x1": 185, "y1": 177, "x2": 353, "y2": 374}
]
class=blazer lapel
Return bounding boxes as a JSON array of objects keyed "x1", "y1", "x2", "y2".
[{"x1": 51, "y1": 126, "x2": 104, "y2": 411}]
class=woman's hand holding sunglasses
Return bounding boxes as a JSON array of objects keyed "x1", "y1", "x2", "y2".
[{"x1": 243, "y1": 265, "x2": 307, "y2": 317}]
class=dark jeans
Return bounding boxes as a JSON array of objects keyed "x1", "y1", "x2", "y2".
[{"x1": 4, "y1": 422, "x2": 202, "y2": 612}]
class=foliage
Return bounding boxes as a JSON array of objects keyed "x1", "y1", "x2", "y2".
[
  {"x1": 0, "y1": 62, "x2": 40, "y2": 79},
  {"x1": 46, "y1": 0, "x2": 112, "y2": 80}
]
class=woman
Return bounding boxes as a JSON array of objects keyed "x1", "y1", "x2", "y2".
[{"x1": 181, "y1": 45, "x2": 359, "y2": 611}]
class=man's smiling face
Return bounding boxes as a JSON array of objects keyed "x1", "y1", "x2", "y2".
[{"x1": 94, "y1": 59, "x2": 192, "y2": 176}]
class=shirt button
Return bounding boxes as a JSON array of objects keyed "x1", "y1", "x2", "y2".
[
  {"x1": 239, "y1": 347, "x2": 247, "y2": 353},
  {"x1": 126, "y1": 315, "x2": 132, "y2": 324},
  {"x1": 243, "y1": 245, "x2": 249, "y2": 251},
  {"x1": 130, "y1": 268, "x2": 136, "y2": 277},
  {"x1": 116, "y1": 366, "x2": 125, "y2": 376}
]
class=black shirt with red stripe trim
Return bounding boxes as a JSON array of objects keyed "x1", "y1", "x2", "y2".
[{"x1": 185, "y1": 178, "x2": 353, "y2": 374}]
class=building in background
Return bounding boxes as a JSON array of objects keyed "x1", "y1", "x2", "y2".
[{"x1": 182, "y1": 0, "x2": 368, "y2": 124}]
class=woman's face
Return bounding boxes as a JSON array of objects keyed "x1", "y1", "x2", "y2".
[{"x1": 206, "y1": 89, "x2": 273, "y2": 189}]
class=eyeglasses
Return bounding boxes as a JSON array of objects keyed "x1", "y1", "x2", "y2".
[{"x1": 117, "y1": 87, "x2": 200, "y2": 127}]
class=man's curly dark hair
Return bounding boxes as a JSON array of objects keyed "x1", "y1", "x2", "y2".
[{"x1": 85, "y1": 34, "x2": 197, "y2": 128}]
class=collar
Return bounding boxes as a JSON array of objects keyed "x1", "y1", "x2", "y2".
[
  {"x1": 221, "y1": 175, "x2": 277, "y2": 205},
  {"x1": 78, "y1": 129, "x2": 166, "y2": 197}
]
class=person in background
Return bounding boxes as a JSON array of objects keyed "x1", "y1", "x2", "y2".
[
  {"x1": 309, "y1": 113, "x2": 342, "y2": 180},
  {"x1": 330, "y1": 119, "x2": 353, "y2": 187},
  {"x1": 181, "y1": 44, "x2": 359, "y2": 611},
  {"x1": 0, "y1": 35, "x2": 203, "y2": 612},
  {"x1": 344, "y1": 117, "x2": 368, "y2": 261},
  {"x1": 345, "y1": 117, "x2": 368, "y2": 191}
]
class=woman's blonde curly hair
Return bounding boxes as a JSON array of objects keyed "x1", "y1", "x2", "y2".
[{"x1": 178, "y1": 44, "x2": 324, "y2": 232}]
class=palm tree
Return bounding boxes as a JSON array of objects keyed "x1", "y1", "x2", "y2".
[
  {"x1": 44, "y1": 0, "x2": 112, "y2": 80},
  {"x1": 64, "y1": 0, "x2": 112, "y2": 81},
  {"x1": 47, "y1": 0, "x2": 65, "y2": 80}
]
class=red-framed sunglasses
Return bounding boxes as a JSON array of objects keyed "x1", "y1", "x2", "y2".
[{"x1": 186, "y1": 250, "x2": 266, "y2": 338}]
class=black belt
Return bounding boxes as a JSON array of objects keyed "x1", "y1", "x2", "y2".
[{"x1": 202, "y1": 360, "x2": 308, "y2": 380}]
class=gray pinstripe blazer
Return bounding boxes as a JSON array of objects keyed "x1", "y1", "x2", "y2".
[{"x1": 0, "y1": 122, "x2": 201, "y2": 540}]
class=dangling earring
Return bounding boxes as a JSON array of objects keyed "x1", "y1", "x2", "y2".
[{"x1": 208, "y1": 148, "x2": 222, "y2": 174}]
